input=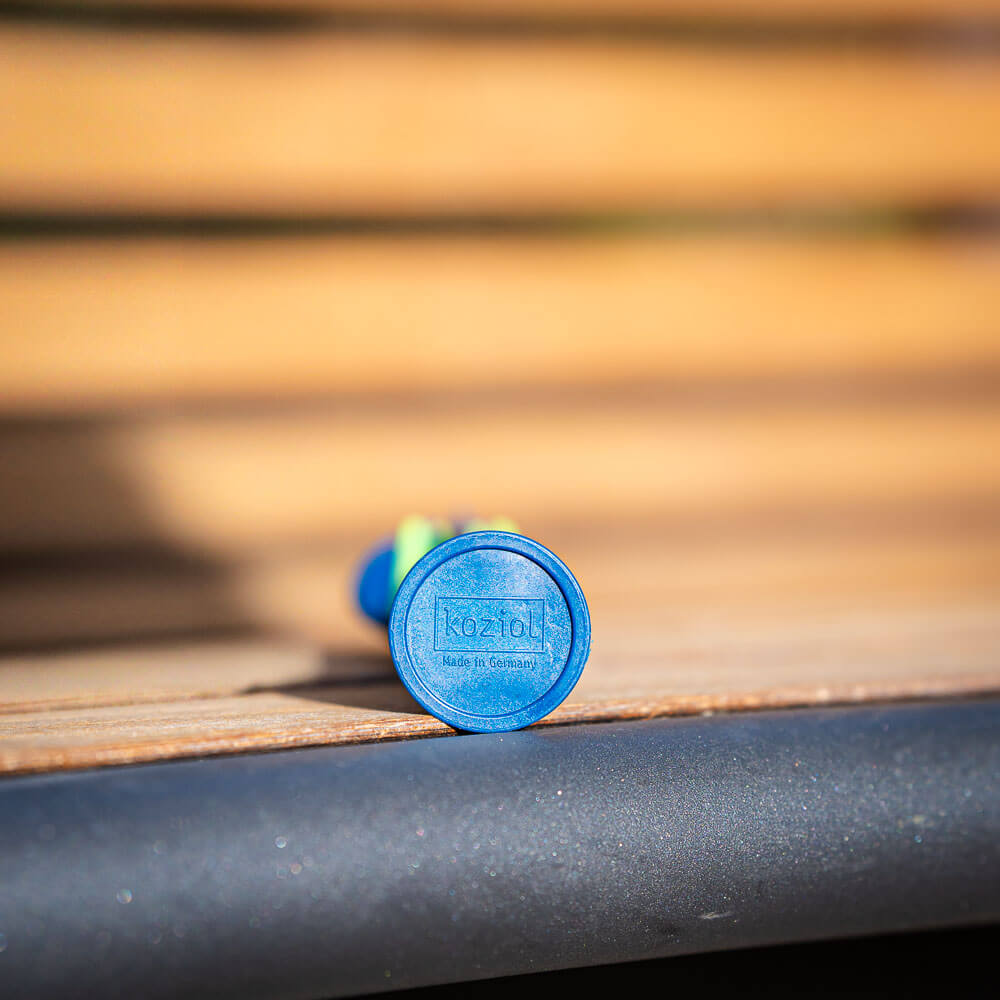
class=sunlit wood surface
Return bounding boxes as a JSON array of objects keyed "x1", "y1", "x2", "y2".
[
  {"x1": 21, "y1": 1, "x2": 1000, "y2": 16},
  {"x1": 2, "y1": 523, "x2": 999, "y2": 774},
  {"x1": 2, "y1": 235, "x2": 998, "y2": 413},
  {"x1": 5, "y1": 28, "x2": 1000, "y2": 214},
  {"x1": 1, "y1": 2, "x2": 998, "y2": 774}
]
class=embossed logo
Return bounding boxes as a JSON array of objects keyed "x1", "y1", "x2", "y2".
[{"x1": 434, "y1": 597, "x2": 545, "y2": 653}]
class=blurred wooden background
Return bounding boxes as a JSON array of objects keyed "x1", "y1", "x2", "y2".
[{"x1": 1, "y1": 0, "x2": 999, "y2": 772}]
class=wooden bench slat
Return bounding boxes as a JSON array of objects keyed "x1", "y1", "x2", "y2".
[
  {"x1": 3, "y1": 235, "x2": 999, "y2": 413},
  {"x1": 5, "y1": 29, "x2": 1000, "y2": 213},
  {"x1": 2, "y1": 398, "x2": 997, "y2": 554},
  {"x1": 1, "y1": 524, "x2": 998, "y2": 649},
  {"x1": 22, "y1": 1, "x2": 1000, "y2": 18},
  {"x1": 2, "y1": 590, "x2": 997, "y2": 772}
]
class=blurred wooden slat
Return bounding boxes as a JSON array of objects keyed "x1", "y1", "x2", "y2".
[
  {"x1": 1, "y1": 590, "x2": 997, "y2": 772},
  {"x1": 1, "y1": 523, "x2": 998, "y2": 649},
  {"x1": 2, "y1": 398, "x2": 997, "y2": 554},
  {"x1": 0, "y1": 640, "x2": 347, "y2": 713},
  {"x1": 3, "y1": 235, "x2": 999, "y2": 413},
  {"x1": 5, "y1": 29, "x2": 1000, "y2": 213},
  {"x1": 4, "y1": 513, "x2": 998, "y2": 772},
  {"x1": 22, "y1": 1, "x2": 1000, "y2": 18}
]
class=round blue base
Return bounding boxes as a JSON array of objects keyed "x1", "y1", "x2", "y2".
[{"x1": 388, "y1": 531, "x2": 591, "y2": 733}]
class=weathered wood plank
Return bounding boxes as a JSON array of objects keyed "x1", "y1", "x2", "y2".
[
  {"x1": 3, "y1": 235, "x2": 999, "y2": 413},
  {"x1": 1, "y1": 524, "x2": 998, "y2": 649},
  {"x1": 21, "y1": 1, "x2": 1000, "y2": 18},
  {"x1": 2, "y1": 398, "x2": 997, "y2": 554},
  {"x1": 1, "y1": 596, "x2": 997, "y2": 773},
  {"x1": 1, "y1": 519, "x2": 997, "y2": 773},
  {"x1": 5, "y1": 28, "x2": 1000, "y2": 213}
]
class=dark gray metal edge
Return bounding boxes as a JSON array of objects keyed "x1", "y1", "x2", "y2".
[{"x1": 1, "y1": 699, "x2": 998, "y2": 999}]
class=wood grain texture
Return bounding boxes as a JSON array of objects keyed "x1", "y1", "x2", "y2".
[
  {"x1": 2, "y1": 397, "x2": 998, "y2": 554},
  {"x1": 21, "y1": 1, "x2": 1000, "y2": 18},
  {"x1": 1, "y1": 583, "x2": 997, "y2": 772},
  {"x1": 2, "y1": 523, "x2": 998, "y2": 649},
  {"x1": 1, "y1": 520, "x2": 997, "y2": 768},
  {"x1": 3, "y1": 490, "x2": 997, "y2": 771},
  {"x1": 3, "y1": 235, "x2": 999, "y2": 413},
  {"x1": 5, "y1": 28, "x2": 1000, "y2": 214}
]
